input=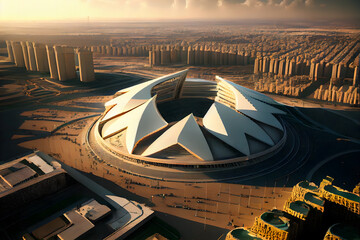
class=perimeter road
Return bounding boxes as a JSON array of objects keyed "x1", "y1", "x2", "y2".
[
  {"x1": 306, "y1": 149, "x2": 360, "y2": 181},
  {"x1": 293, "y1": 107, "x2": 360, "y2": 144}
]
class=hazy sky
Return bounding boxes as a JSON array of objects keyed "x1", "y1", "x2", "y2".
[{"x1": 0, "y1": 0, "x2": 359, "y2": 22}]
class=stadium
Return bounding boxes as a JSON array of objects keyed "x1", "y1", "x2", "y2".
[{"x1": 88, "y1": 69, "x2": 291, "y2": 173}]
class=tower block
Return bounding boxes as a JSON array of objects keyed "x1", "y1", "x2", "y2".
[
  {"x1": 46, "y1": 45, "x2": 58, "y2": 79},
  {"x1": 6, "y1": 40, "x2": 14, "y2": 62},
  {"x1": 20, "y1": 41, "x2": 30, "y2": 71},
  {"x1": 54, "y1": 46, "x2": 76, "y2": 81},
  {"x1": 11, "y1": 41, "x2": 25, "y2": 68},
  {"x1": 33, "y1": 43, "x2": 49, "y2": 72},
  {"x1": 26, "y1": 42, "x2": 37, "y2": 71},
  {"x1": 77, "y1": 48, "x2": 95, "y2": 82}
]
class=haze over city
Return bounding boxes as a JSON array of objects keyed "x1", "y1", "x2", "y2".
[{"x1": 1, "y1": 0, "x2": 360, "y2": 22}]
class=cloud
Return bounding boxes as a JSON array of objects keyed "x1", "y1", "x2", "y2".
[
  {"x1": 305, "y1": 0, "x2": 313, "y2": 6},
  {"x1": 184, "y1": 0, "x2": 219, "y2": 9},
  {"x1": 0, "y1": 0, "x2": 359, "y2": 21},
  {"x1": 172, "y1": 0, "x2": 186, "y2": 9},
  {"x1": 242, "y1": 0, "x2": 264, "y2": 7}
]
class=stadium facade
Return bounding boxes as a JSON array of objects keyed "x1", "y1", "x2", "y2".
[{"x1": 94, "y1": 69, "x2": 287, "y2": 169}]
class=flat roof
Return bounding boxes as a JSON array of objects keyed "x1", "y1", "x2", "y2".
[
  {"x1": 260, "y1": 211, "x2": 289, "y2": 231},
  {"x1": 27, "y1": 154, "x2": 54, "y2": 174},
  {"x1": 230, "y1": 228, "x2": 262, "y2": 240},
  {"x1": 79, "y1": 199, "x2": 111, "y2": 221},
  {"x1": 304, "y1": 192, "x2": 324, "y2": 206},
  {"x1": 32, "y1": 217, "x2": 68, "y2": 239},
  {"x1": 299, "y1": 181, "x2": 318, "y2": 191},
  {"x1": 329, "y1": 223, "x2": 360, "y2": 239},
  {"x1": 289, "y1": 201, "x2": 310, "y2": 216},
  {"x1": 1, "y1": 166, "x2": 36, "y2": 187},
  {"x1": 0, "y1": 163, "x2": 27, "y2": 180},
  {"x1": 57, "y1": 210, "x2": 94, "y2": 240},
  {"x1": 324, "y1": 185, "x2": 360, "y2": 202}
]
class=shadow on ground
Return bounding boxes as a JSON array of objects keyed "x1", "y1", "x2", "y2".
[{"x1": 79, "y1": 169, "x2": 155, "y2": 207}]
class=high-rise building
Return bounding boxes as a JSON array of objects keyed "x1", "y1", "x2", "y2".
[
  {"x1": 46, "y1": 45, "x2": 58, "y2": 79},
  {"x1": 77, "y1": 48, "x2": 95, "y2": 82}
]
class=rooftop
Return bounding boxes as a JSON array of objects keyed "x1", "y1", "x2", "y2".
[
  {"x1": 57, "y1": 210, "x2": 95, "y2": 240},
  {"x1": 99, "y1": 70, "x2": 286, "y2": 163},
  {"x1": 0, "y1": 165, "x2": 36, "y2": 187},
  {"x1": 329, "y1": 223, "x2": 360, "y2": 239},
  {"x1": 78, "y1": 199, "x2": 111, "y2": 221},
  {"x1": 0, "y1": 152, "x2": 56, "y2": 192},
  {"x1": 32, "y1": 217, "x2": 69, "y2": 239},
  {"x1": 260, "y1": 211, "x2": 289, "y2": 231},
  {"x1": 304, "y1": 192, "x2": 324, "y2": 207},
  {"x1": 27, "y1": 154, "x2": 54, "y2": 174},
  {"x1": 1, "y1": 151, "x2": 154, "y2": 240},
  {"x1": 324, "y1": 185, "x2": 360, "y2": 202},
  {"x1": 299, "y1": 181, "x2": 318, "y2": 191},
  {"x1": 229, "y1": 228, "x2": 262, "y2": 240},
  {"x1": 289, "y1": 201, "x2": 310, "y2": 216}
]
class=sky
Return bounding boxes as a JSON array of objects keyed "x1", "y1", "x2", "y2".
[{"x1": 0, "y1": 0, "x2": 359, "y2": 22}]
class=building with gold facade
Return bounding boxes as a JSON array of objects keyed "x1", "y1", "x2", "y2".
[
  {"x1": 225, "y1": 177, "x2": 360, "y2": 240},
  {"x1": 323, "y1": 223, "x2": 360, "y2": 240},
  {"x1": 225, "y1": 228, "x2": 262, "y2": 240},
  {"x1": 250, "y1": 209, "x2": 296, "y2": 240}
]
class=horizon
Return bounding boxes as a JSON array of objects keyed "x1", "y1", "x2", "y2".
[{"x1": 1, "y1": 0, "x2": 359, "y2": 23}]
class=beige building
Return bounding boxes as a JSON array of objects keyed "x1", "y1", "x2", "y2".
[
  {"x1": 5, "y1": 40, "x2": 14, "y2": 62},
  {"x1": 33, "y1": 43, "x2": 49, "y2": 72},
  {"x1": 77, "y1": 48, "x2": 95, "y2": 82},
  {"x1": 26, "y1": 42, "x2": 37, "y2": 71},
  {"x1": 54, "y1": 46, "x2": 76, "y2": 81},
  {"x1": 20, "y1": 41, "x2": 30, "y2": 71},
  {"x1": 11, "y1": 41, "x2": 25, "y2": 68},
  {"x1": 46, "y1": 45, "x2": 58, "y2": 79}
]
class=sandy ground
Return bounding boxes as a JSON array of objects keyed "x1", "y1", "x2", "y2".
[
  {"x1": 1, "y1": 54, "x2": 359, "y2": 239},
  {"x1": 13, "y1": 95, "x2": 291, "y2": 232}
]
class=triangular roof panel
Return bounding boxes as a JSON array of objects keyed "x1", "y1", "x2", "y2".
[
  {"x1": 102, "y1": 69, "x2": 189, "y2": 122},
  {"x1": 215, "y1": 77, "x2": 285, "y2": 130},
  {"x1": 142, "y1": 114, "x2": 213, "y2": 161},
  {"x1": 101, "y1": 96, "x2": 168, "y2": 153},
  {"x1": 203, "y1": 102, "x2": 274, "y2": 156},
  {"x1": 216, "y1": 76, "x2": 281, "y2": 105}
]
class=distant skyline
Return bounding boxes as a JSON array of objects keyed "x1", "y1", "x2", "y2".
[{"x1": 0, "y1": 0, "x2": 359, "y2": 22}]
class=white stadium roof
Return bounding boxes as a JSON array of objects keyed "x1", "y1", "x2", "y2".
[
  {"x1": 216, "y1": 76, "x2": 280, "y2": 105},
  {"x1": 102, "y1": 96, "x2": 168, "y2": 153},
  {"x1": 99, "y1": 70, "x2": 286, "y2": 160},
  {"x1": 142, "y1": 114, "x2": 213, "y2": 161},
  {"x1": 216, "y1": 76, "x2": 285, "y2": 130},
  {"x1": 102, "y1": 69, "x2": 189, "y2": 122},
  {"x1": 203, "y1": 101, "x2": 274, "y2": 156}
]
